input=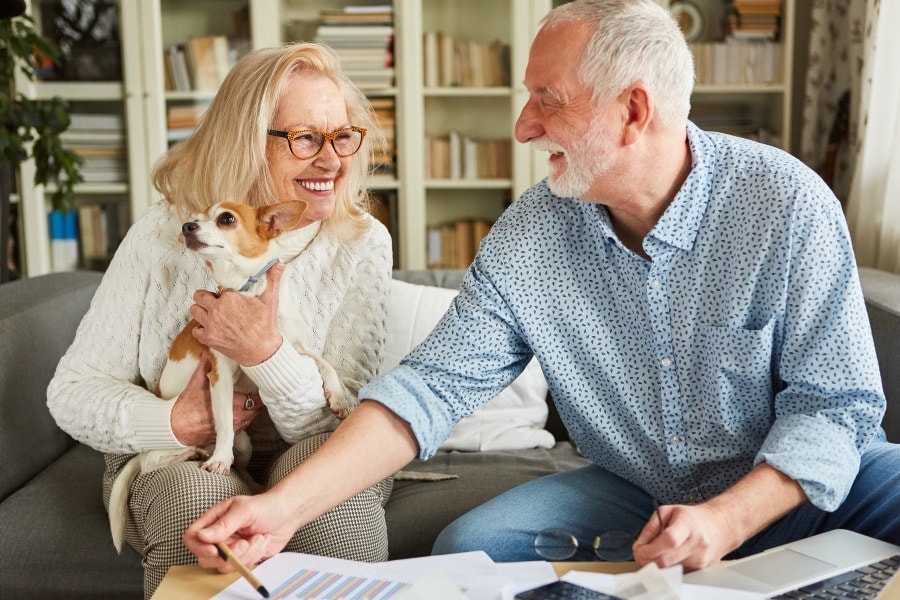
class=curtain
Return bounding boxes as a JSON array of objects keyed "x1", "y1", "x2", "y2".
[
  {"x1": 845, "y1": 0, "x2": 900, "y2": 274},
  {"x1": 799, "y1": 0, "x2": 866, "y2": 204}
]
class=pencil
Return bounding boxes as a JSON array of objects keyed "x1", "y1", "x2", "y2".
[{"x1": 216, "y1": 542, "x2": 270, "y2": 599}]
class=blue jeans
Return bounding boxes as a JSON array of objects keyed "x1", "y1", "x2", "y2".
[{"x1": 431, "y1": 438, "x2": 900, "y2": 561}]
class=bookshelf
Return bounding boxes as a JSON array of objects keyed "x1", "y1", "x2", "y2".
[
  {"x1": 661, "y1": 0, "x2": 796, "y2": 150},
  {"x1": 15, "y1": 0, "x2": 796, "y2": 276},
  {"x1": 14, "y1": 0, "x2": 148, "y2": 277}
]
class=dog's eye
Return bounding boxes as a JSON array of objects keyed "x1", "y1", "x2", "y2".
[{"x1": 217, "y1": 212, "x2": 236, "y2": 226}]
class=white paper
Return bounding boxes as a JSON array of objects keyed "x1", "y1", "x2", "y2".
[
  {"x1": 496, "y1": 561, "x2": 558, "y2": 600},
  {"x1": 212, "y1": 551, "x2": 509, "y2": 600},
  {"x1": 563, "y1": 569, "x2": 766, "y2": 600},
  {"x1": 213, "y1": 552, "x2": 767, "y2": 600}
]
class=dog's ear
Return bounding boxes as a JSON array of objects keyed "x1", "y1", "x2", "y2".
[{"x1": 257, "y1": 201, "x2": 309, "y2": 238}]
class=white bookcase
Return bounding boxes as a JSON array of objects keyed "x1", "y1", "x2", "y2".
[{"x1": 15, "y1": 0, "x2": 795, "y2": 276}]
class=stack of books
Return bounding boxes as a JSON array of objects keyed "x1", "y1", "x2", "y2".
[
  {"x1": 162, "y1": 23, "x2": 251, "y2": 94},
  {"x1": 61, "y1": 112, "x2": 127, "y2": 184},
  {"x1": 369, "y1": 97, "x2": 396, "y2": 178},
  {"x1": 314, "y1": 5, "x2": 394, "y2": 90},
  {"x1": 164, "y1": 36, "x2": 235, "y2": 92},
  {"x1": 725, "y1": 0, "x2": 782, "y2": 40},
  {"x1": 690, "y1": 40, "x2": 782, "y2": 85},
  {"x1": 422, "y1": 32, "x2": 510, "y2": 88},
  {"x1": 426, "y1": 132, "x2": 511, "y2": 180},
  {"x1": 427, "y1": 219, "x2": 493, "y2": 269},
  {"x1": 691, "y1": 102, "x2": 779, "y2": 146},
  {"x1": 166, "y1": 104, "x2": 208, "y2": 143}
]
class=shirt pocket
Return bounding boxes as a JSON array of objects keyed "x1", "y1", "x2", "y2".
[{"x1": 695, "y1": 317, "x2": 777, "y2": 433}]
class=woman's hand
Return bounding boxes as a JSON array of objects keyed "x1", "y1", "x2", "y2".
[
  {"x1": 170, "y1": 357, "x2": 265, "y2": 446},
  {"x1": 190, "y1": 262, "x2": 285, "y2": 366},
  {"x1": 183, "y1": 488, "x2": 300, "y2": 572}
]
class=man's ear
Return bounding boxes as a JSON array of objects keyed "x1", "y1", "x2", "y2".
[{"x1": 620, "y1": 84, "x2": 653, "y2": 145}]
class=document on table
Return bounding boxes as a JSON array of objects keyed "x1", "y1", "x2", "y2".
[
  {"x1": 212, "y1": 551, "x2": 764, "y2": 600},
  {"x1": 211, "y1": 550, "x2": 514, "y2": 600}
]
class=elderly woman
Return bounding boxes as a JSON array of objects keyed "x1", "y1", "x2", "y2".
[{"x1": 47, "y1": 42, "x2": 393, "y2": 598}]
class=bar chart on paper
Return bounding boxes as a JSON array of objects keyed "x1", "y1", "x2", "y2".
[{"x1": 270, "y1": 568, "x2": 410, "y2": 600}]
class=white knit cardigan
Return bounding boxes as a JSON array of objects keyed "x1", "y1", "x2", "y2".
[{"x1": 47, "y1": 201, "x2": 392, "y2": 454}]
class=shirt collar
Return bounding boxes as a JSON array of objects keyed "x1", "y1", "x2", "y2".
[{"x1": 647, "y1": 121, "x2": 715, "y2": 253}]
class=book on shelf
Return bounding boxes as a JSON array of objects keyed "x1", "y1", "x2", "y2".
[
  {"x1": 62, "y1": 112, "x2": 128, "y2": 184},
  {"x1": 426, "y1": 133, "x2": 511, "y2": 180},
  {"x1": 314, "y1": 8, "x2": 394, "y2": 90},
  {"x1": 48, "y1": 210, "x2": 78, "y2": 273},
  {"x1": 320, "y1": 5, "x2": 393, "y2": 25},
  {"x1": 165, "y1": 45, "x2": 193, "y2": 92},
  {"x1": 167, "y1": 104, "x2": 207, "y2": 128},
  {"x1": 369, "y1": 97, "x2": 396, "y2": 176},
  {"x1": 690, "y1": 101, "x2": 779, "y2": 146},
  {"x1": 726, "y1": 0, "x2": 782, "y2": 40},
  {"x1": 165, "y1": 35, "x2": 245, "y2": 92},
  {"x1": 422, "y1": 32, "x2": 510, "y2": 88},
  {"x1": 77, "y1": 204, "x2": 109, "y2": 262},
  {"x1": 690, "y1": 40, "x2": 782, "y2": 85},
  {"x1": 427, "y1": 219, "x2": 493, "y2": 269}
]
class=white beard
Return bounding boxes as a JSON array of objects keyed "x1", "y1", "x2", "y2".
[{"x1": 534, "y1": 116, "x2": 614, "y2": 198}]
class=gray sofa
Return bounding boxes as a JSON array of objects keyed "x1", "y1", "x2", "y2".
[
  {"x1": 0, "y1": 269, "x2": 586, "y2": 599},
  {"x1": 0, "y1": 267, "x2": 897, "y2": 599}
]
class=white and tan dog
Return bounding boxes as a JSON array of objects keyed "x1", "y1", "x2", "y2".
[{"x1": 108, "y1": 200, "x2": 352, "y2": 552}]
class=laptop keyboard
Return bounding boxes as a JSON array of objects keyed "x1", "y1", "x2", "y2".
[{"x1": 771, "y1": 554, "x2": 900, "y2": 599}]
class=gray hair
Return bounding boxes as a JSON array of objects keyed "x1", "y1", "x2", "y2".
[{"x1": 542, "y1": 0, "x2": 694, "y2": 126}]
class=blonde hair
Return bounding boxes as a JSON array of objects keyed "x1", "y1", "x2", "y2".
[{"x1": 152, "y1": 42, "x2": 381, "y2": 238}]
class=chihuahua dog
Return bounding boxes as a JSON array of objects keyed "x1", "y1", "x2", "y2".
[{"x1": 108, "y1": 200, "x2": 352, "y2": 552}]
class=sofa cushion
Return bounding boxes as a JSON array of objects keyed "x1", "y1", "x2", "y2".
[
  {"x1": 384, "y1": 442, "x2": 589, "y2": 559},
  {"x1": 0, "y1": 444, "x2": 143, "y2": 599},
  {"x1": 382, "y1": 278, "x2": 555, "y2": 451},
  {"x1": 0, "y1": 271, "x2": 102, "y2": 502}
]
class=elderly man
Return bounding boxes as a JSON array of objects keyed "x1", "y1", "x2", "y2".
[{"x1": 184, "y1": 0, "x2": 900, "y2": 572}]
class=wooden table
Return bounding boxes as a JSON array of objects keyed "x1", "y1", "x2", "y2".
[
  {"x1": 153, "y1": 560, "x2": 900, "y2": 599},
  {"x1": 151, "y1": 560, "x2": 641, "y2": 599}
]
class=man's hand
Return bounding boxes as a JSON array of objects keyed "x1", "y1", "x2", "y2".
[
  {"x1": 632, "y1": 502, "x2": 735, "y2": 571},
  {"x1": 191, "y1": 262, "x2": 285, "y2": 366},
  {"x1": 633, "y1": 463, "x2": 807, "y2": 571}
]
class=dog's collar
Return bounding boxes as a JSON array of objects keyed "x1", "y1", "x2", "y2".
[{"x1": 238, "y1": 258, "x2": 280, "y2": 292}]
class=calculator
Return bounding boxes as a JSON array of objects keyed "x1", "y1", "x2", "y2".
[{"x1": 514, "y1": 580, "x2": 626, "y2": 600}]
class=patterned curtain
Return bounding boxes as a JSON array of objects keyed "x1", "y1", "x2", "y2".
[
  {"x1": 845, "y1": 0, "x2": 900, "y2": 274},
  {"x1": 799, "y1": 0, "x2": 867, "y2": 204}
]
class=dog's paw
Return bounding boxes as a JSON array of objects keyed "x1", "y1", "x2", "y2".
[
  {"x1": 201, "y1": 455, "x2": 234, "y2": 475},
  {"x1": 326, "y1": 388, "x2": 354, "y2": 420}
]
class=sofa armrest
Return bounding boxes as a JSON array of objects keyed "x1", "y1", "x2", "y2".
[
  {"x1": 0, "y1": 271, "x2": 102, "y2": 501},
  {"x1": 859, "y1": 267, "x2": 900, "y2": 442}
]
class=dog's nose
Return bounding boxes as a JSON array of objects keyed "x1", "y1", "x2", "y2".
[{"x1": 182, "y1": 222, "x2": 199, "y2": 236}]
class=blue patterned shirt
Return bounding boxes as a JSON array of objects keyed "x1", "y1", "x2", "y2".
[{"x1": 361, "y1": 122, "x2": 885, "y2": 511}]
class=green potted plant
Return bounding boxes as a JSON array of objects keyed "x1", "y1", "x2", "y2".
[{"x1": 1, "y1": 6, "x2": 83, "y2": 280}]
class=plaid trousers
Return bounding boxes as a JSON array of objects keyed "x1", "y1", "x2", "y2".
[{"x1": 103, "y1": 432, "x2": 393, "y2": 599}]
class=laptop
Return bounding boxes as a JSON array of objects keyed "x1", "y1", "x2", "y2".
[{"x1": 683, "y1": 529, "x2": 900, "y2": 598}]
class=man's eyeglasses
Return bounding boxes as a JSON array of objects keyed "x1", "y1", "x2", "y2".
[
  {"x1": 266, "y1": 126, "x2": 367, "y2": 160},
  {"x1": 533, "y1": 501, "x2": 664, "y2": 561}
]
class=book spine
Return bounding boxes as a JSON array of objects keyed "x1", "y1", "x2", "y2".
[{"x1": 49, "y1": 210, "x2": 79, "y2": 272}]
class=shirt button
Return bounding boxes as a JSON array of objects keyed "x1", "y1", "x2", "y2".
[
  {"x1": 650, "y1": 278, "x2": 661, "y2": 289},
  {"x1": 669, "y1": 434, "x2": 681, "y2": 444},
  {"x1": 661, "y1": 356, "x2": 672, "y2": 367},
  {"x1": 687, "y1": 492, "x2": 699, "y2": 503}
]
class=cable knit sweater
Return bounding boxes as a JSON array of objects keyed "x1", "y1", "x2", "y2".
[{"x1": 47, "y1": 200, "x2": 392, "y2": 454}]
